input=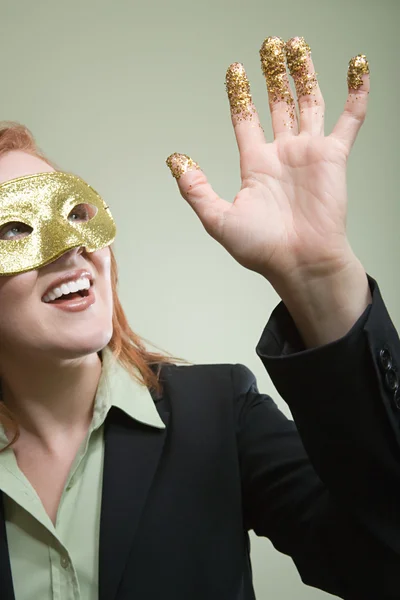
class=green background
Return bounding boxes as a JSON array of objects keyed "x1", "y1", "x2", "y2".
[{"x1": 1, "y1": 0, "x2": 398, "y2": 597}]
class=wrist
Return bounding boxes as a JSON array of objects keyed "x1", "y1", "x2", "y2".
[{"x1": 270, "y1": 258, "x2": 372, "y2": 348}]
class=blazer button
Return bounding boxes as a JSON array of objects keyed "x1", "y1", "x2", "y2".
[
  {"x1": 394, "y1": 388, "x2": 400, "y2": 410},
  {"x1": 379, "y1": 348, "x2": 393, "y2": 371},
  {"x1": 385, "y1": 369, "x2": 399, "y2": 392}
]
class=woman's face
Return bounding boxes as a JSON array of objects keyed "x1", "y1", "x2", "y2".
[{"x1": 0, "y1": 151, "x2": 113, "y2": 364}]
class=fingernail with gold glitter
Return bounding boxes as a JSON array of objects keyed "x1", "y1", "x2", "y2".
[
  {"x1": 285, "y1": 37, "x2": 318, "y2": 98},
  {"x1": 225, "y1": 63, "x2": 256, "y2": 122},
  {"x1": 166, "y1": 153, "x2": 201, "y2": 181},
  {"x1": 259, "y1": 36, "x2": 293, "y2": 104},
  {"x1": 347, "y1": 54, "x2": 369, "y2": 90}
]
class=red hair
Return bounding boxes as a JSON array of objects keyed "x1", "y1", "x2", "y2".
[{"x1": 0, "y1": 121, "x2": 188, "y2": 452}]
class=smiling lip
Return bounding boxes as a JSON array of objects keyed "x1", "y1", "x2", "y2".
[
  {"x1": 44, "y1": 284, "x2": 96, "y2": 312},
  {"x1": 42, "y1": 268, "x2": 93, "y2": 300}
]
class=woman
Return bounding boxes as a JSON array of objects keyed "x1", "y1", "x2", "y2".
[{"x1": 0, "y1": 35, "x2": 399, "y2": 600}]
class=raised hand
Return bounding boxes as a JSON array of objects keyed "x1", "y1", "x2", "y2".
[{"x1": 166, "y1": 36, "x2": 370, "y2": 295}]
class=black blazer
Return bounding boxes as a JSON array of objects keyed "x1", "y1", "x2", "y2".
[{"x1": 1, "y1": 275, "x2": 399, "y2": 600}]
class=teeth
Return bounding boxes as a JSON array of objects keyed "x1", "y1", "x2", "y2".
[
  {"x1": 43, "y1": 277, "x2": 91, "y2": 303},
  {"x1": 61, "y1": 283, "x2": 71, "y2": 296}
]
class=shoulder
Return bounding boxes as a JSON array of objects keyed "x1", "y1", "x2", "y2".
[{"x1": 157, "y1": 362, "x2": 258, "y2": 398}]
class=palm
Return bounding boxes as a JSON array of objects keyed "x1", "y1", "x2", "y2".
[
  {"x1": 222, "y1": 134, "x2": 348, "y2": 279},
  {"x1": 168, "y1": 36, "x2": 369, "y2": 285}
]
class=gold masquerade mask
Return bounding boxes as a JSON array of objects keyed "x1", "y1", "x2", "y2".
[{"x1": 0, "y1": 172, "x2": 116, "y2": 275}]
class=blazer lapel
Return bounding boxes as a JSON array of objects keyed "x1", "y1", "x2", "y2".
[{"x1": 99, "y1": 401, "x2": 170, "y2": 600}]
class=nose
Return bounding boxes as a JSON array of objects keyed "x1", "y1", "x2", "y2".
[{"x1": 52, "y1": 246, "x2": 87, "y2": 265}]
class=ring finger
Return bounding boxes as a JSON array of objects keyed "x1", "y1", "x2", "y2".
[{"x1": 285, "y1": 36, "x2": 325, "y2": 136}]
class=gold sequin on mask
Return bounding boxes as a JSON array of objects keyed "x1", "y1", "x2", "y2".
[{"x1": 0, "y1": 172, "x2": 116, "y2": 275}]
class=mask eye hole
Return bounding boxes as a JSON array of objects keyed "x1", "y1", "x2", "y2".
[
  {"x1": 68, "y1": 203, "x2": 98, "y2": 223},
  {"x1": 0, "y1": 203, "x2": 98, "y2": 241},
  {"x1": 0, "y1": 222, "x2": 33, "y2": 241}
]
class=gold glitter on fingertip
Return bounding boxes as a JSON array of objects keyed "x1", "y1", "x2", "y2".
[
  {"x1": 225, "y1": 63, "x2": 256, "y2": 122},
  {"x1": 347, "y1": 54, "x2": 369, "y2": 90},
  {"x1": 166, "y1": 153, "x2": 201, "y2": 180},
  {"x1": 259, "y1": 37, "x2": 292, "y2": 102},
  {"x1": 285, "y1": 37, "x2": 318, "y2": 98},
  {"x1": 259, "y1": 36, "x2": 296, "y2": 126}
]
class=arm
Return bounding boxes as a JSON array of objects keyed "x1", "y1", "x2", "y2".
[
  {"x1": 235, "y1": 275, "x2": 400, "y2": 599},
  {"x1": 166, "y1": 33, "x2": 394, "y2": 597}
]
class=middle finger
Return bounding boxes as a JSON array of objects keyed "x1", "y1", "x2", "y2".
[{"x1": 259, "y1": 36, "x2": 299, "y2": 139}]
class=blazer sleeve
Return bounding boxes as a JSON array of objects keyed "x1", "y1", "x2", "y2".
[{"x1": 236, "y1": 274, "x2": 400, "y2": 600}]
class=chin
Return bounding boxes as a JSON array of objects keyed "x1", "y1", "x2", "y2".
[{"x1": 47, "y1": 329, "x2": 113, "y2": 359}]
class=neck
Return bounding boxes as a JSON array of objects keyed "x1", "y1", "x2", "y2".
[{"x1": 0, "y1": 349, "x2": 103, "y2": 453}]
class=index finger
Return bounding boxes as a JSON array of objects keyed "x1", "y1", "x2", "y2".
[{"x1": 225, "y1": 62, "x2": 266, "y2": 156}]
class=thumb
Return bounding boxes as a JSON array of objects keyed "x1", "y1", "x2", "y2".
[{"x1": 166, "y1": 153, "x2": 230, "y2": 239}]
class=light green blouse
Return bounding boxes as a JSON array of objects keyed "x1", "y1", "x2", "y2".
[{"x1": 0, "y1": 347, "x2": 166, "y2": 599}]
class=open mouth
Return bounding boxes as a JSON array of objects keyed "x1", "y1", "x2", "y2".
[
  {"x1": 43, "y1": 288, "x2": 90, "y2": 304},
  {"x1": 63, "y1": 289, "x2": 89, "y2": 299}
]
